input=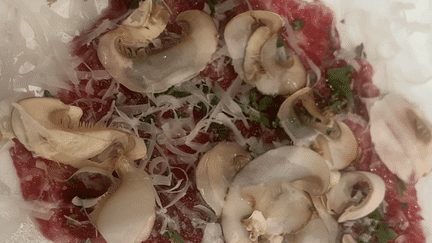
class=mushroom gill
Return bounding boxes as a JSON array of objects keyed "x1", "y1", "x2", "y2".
[{"x1": 98, "y1": 1, "x2": 219, "y2": 93}]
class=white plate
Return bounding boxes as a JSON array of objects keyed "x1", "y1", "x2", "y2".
[{"x1": 0, "y1": 0, "x2": 430, "y2": 242}]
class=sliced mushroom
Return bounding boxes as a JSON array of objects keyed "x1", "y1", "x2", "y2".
[
  {"x1": 224, "y1": 10, "x2": 284, "y2": 78},
  {"x1": 312, "y1": 121, "x2": 359, "y2": 171},
  {"x1": 326, "y1": 171, "x2": 385, "y2": 222},
  {"x1": 11, "y1": 97, "x2": 147, "y2": 169},
  {"x1": 253, "y1": 35, "x2": 307, "y2": 95},
  {"x1": 91, "y1": 155, "x2": 156, "y2": 243},
  {"x1": 196, "y1": 142, "x2": 249, "y2": 216},
  {"x1": 98, "y1": 0, "x2": 169, "y2": 92},
  {"x1": 370, "y1": 93, "x2": 432, "y2": 182},
  {"x1": 221, "y1": 146, "x2": 330, "y2": 243},
  {"x1": 224, "y1": 11, "x2": 306, "y2": 95},
  {"x1": 98, "y1": 6, "x2": 219, "y2": 93},
  {"x1": 278, "y1": 87, "x2": 358, "y2": 171}
]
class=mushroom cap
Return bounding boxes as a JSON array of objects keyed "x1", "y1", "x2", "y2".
[
  {"x1": 370, "y1": 93, "x2": 432, "y2": 182},
  {"x1": 196, "y1": 142, "x2": 249, "y2": 216},
  {"x1": 326, "y1": 171, "x2": 385, "y2": 223}
]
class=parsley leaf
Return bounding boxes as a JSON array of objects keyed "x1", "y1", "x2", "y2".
[
  {"x1": 210, "y1": 122, "x2": 228, "y2": 140},
  {"x1": 326, "y1": 65, "x2": 355, "y2": 110},
  {"x1": 159, "y1": 86, "x2": 192, "y2": 98},
  {"x1": 43, "y1": 90, "x2": 52, "y2": 97},
  {"x1": 163, "y1": 229, "x2": 184, "y2": 243},
  {"x1": 292, "y1": 19, "x2": 305, "y2": 31},
  {"x1": 376, "y1": 222, "x2": 398, "y2": 243},
  {"x1": 276, "y1": 37, "x2": 286, "y2": 48}
]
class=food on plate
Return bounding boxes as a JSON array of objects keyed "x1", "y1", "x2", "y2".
[{"x1": 1, "y1": 0, "x2": 431, "y2": 242}]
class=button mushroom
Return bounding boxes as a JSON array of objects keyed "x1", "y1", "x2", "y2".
[
  {"x1": 221, "y1": 146, "x2": 331, "y2": 243},
  {"x1": 98, "y1": 1, "x2": 219, "y2": 93},
  {"x1": 90, "y1": 155, "x2": 156, "y2": 243},
  {"x1": 11, "y1": 97, "x2": 146, "y2": 169},
  {"x1": 196, "y1": 141, "x2": 249, "y2": 217},
  {"x1": 325, "y1": 171, "x2": 385, "y2": 223},
  {"x1": 224, "y1": 11, "x2": 307, "y2": 95},
  {"x1": 277, "y1": 87, "x2": 358, "y2": 173},
  {"x1": 370, "y1": 93, "x2": 432, "y2": 182}
]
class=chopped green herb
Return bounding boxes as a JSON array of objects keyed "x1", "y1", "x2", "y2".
[
  {"x1": 258, "y1": 95, "x2": 273, "y2": 111},
  {"x1": 125, "y1": 0, "x2": 142, "y2": 9},
  {"x1": 276, "y1": 37, "x2": 286, "y2": 48},
  {"x1": 195, "y1": 101, "x2": 207, "y2": 113},
  {"x1": 210, "y1": 95, "x2": 221, "y2": 106},
  {"x1": 400, "y1": 202, "x2": 408, "y2": 210},
  {"x1": 158, "y1": 86, "x2": 191, "y2": 98},
  {"x1": 142, "y1": 113, "x2": 156, "y2": 124},
  {"x1": 396, "y1": 179, "x2": 406, "y2": 197},
  {"x1": 292, "y1": 19, "x2": 305, "y2": 31},
  {"x1": 177, "y1": 112, "x2": 187, "y2": 118},
  {"x1": 210, "y1": 122, "x2": 228, "y2": 140},
  {"x1": 367, "y1": 207, "x2": 384, "y2": 221},
  {"x1": 163, "y1": 229, "x2": 184, "y2": 243},
  {"x1": 43, "y1": 90, "x2": 52, "y2": 97},
  {"x1": 207, "y1": 0, "x2": 218, "y2": 17},
  {"x1": 326, "y1": 65, "x2": 355, "y2": 110},
  {"x1": 375, "y1": 222, "x2": 398, "y2": 243}
]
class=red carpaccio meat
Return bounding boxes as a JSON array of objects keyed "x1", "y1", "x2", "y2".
[{"x1": 9, "y1": 0, "x2": 426, "y2": 242}]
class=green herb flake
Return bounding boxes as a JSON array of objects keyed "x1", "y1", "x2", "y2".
[
  {"x1": 207, "y1": 0, "x2": 218, "y2": 17},
  {"x1": 367, "y1": 208, "x2": 384, "y2": 221},
  {"x1": 210, "y1": 95, "x2": 221, "y2": 106},
  {"x1": 162, "y1": 229, "x2": 184, "y2": 243},
  {"x1": 210, "y1": 122, "x2": 228, "y2": 140},
  {"x1": 400, "y1": 202, "x2": 408, "y2": 210},
  {"x1": 125, "y1": 0, "x2": 142, "y2": 9},
  {"x1": 276, "y1": 37, "x2": 286, "y2": 48},
  {"x1": 396, "y1": 179, "x2": 407, "y2": 197},
  {"x1": 43, "y1": 90, "x2": 52, "y2": 97},
  {"x1": 158, "y1": 86, "x2": 191, "y2": 98},
  {"x1": 375, "y1": 222, "x2": 398, "y2": 243},
  {"x1": 326, "y1": 65, "x2": 355, "y2": 110},
  {"x1": 142, "y1": 113, "x2": 156, "y2": 124},
  {"x1": 292, "y1": 19, "x2": 305, "y2": 31}
]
